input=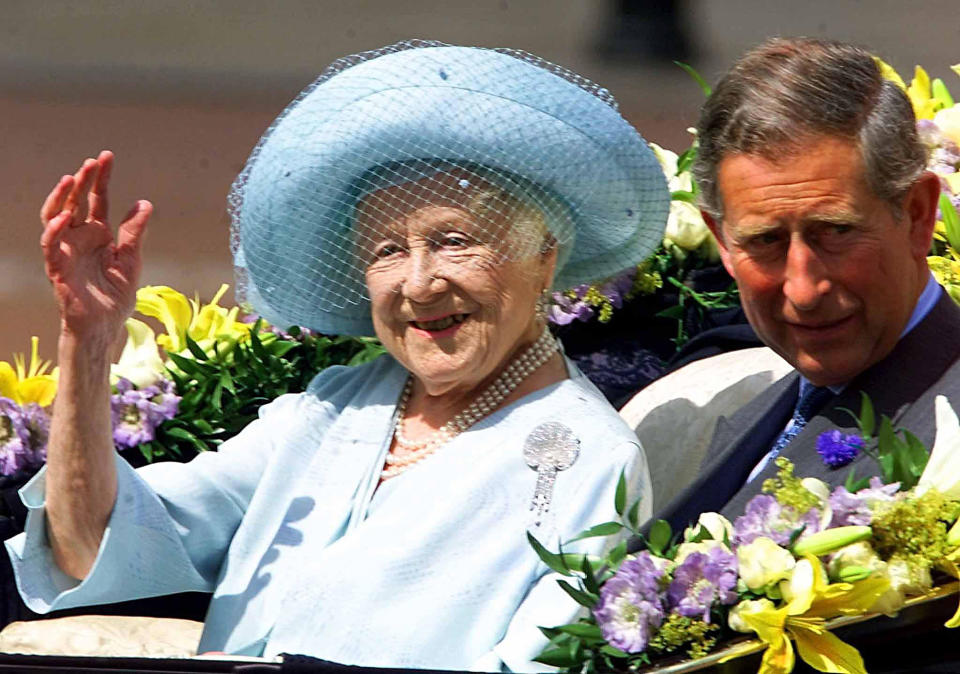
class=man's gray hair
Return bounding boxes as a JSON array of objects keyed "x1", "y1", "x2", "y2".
[{"x1": 693, "y1": 37, "x2": 926, "y2": 220}]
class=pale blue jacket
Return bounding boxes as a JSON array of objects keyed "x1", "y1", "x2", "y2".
[{"x1": 7, "y1": 355, "x2": 649, "y2": 671}]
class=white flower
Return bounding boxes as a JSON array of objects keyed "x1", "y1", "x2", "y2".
[
  {"x1": 736, "y1": 536, "x2": 796, "y2": 592},
  {"x1": 728, "y1": 598, "x2": 775, "y2": 633},
  {"x1": 674, "y1": 539, "x2": 731, "y2": 564},
  {"x1": 801, "y1": 477, "x2": 833, "y2": 529},
  {"x1": 649, "y1": 142, "x2": 679, "y2": 181},
  {"x1": 683, "y1": 512, "x2": 733, "y2": 543},
  {"x1": 665, "y1": 200, "x2": 710, "y2": 251},
  {"x1": 917, "y1": 395, "x2": 960, "y2": 499},
  {"x1": 870, "y1": 558, "x2": 933, "y2": 616},
  {"x1": 111, "y1": 318, "x2": 166, "y2": 388},
  {"x1": 934, "y1": 103, "x2": 960, "y2": 148}
]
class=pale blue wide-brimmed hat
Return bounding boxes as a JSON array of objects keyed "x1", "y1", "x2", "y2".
[{"x1": 229, "y1": 40, "x2": 670, "y2": 335}]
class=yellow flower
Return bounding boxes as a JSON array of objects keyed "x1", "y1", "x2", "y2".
[
  {"x1": 875, "y1": 57, "x2": 906, "y2": 91},
  {"x1": 110, "y1": 319, "x2": 167, "y2": 388},
  {"x1": 0, "y1": 337, "x2": 58, "y2": 407},
  {"x1": 725, "y1": 557, "x2": 889, "y2": 674},
  {"x1": 135, "y1": 284, "x2": 251, "y2": 356},
  {"x1": 907, "y1": 66, "x2": 942, "y2": 120}
]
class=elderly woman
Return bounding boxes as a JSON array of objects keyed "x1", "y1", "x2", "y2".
[{"x1": 8, "y1": 42, "x2": 668, "y2": 670}]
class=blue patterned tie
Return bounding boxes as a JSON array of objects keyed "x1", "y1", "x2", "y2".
[{"x1": 747, "y1": 385, "x2": 833, "y2": 482}]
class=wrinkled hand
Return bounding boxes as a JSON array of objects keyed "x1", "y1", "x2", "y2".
[{"x1": 40, "y1": 151, "x2": 152, "y2": 344}]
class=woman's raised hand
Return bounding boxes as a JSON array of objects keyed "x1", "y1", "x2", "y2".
[{"x1": 40, "y1": 151, "x2": 152, "y2": 345}]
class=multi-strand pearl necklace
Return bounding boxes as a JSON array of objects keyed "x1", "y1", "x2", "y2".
[{"x1": 381, "y1": 326, "x2": 559, "y2": 480}]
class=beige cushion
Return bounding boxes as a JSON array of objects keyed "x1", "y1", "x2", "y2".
[
  {"x1": 0, "y1": 615, "x2": 203, "y2": 657},
  {"x1": 620, "y1": 347, "x2": 792, "y2": 512}
]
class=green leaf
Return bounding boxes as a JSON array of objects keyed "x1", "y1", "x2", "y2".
[
  {"x1": 903, "y1": 430, "x2": 930, "y2": 478},
  {"x1": 859, "y1": 392, "x2": 876, "y2": 438},
  {"x1": 648, "y1": 519, "x2": 672, "y2": 555},
  {"x1": 614, "y1": 469, "x2": 627, "y2": 516},
  {"x1": 676, "y1": 144, "x2": 698, "y2": 174},
  {"x1": 941, "y1": 194, "x2": 960, "y2": 253},
  {"x1": 166, "y1": 351, "x2": 202, "y2": 376},
  {"x1": 933, "y1": 77, "x2": 956, "y2": 108},
  {"x1": 211, "y1": 380, "x2": 224, "y2": 413},
  {"x1": 580, "y1": 556, "x2": 600, "y2": 594},
  {"x1": 607, "y1": 540, "x2": 628, "y2": 568},
  {"x1": 138, "y1": 441, "x2": 155, "y2": 462},
  {"x1": 191, "y1": 418, "x2": 215, "y2": 434},
  {"x1": 558, "y1": 580, "x2": 598, "y2": 608},
  {"x1": 559, "y1": 552, "x2": 589, "y2": 571},
  {"x1": 557, "y1": 623, "x2": 603, "y2": 640},
  {"x1": 219, "y1": 370, "x2": 236, "y2": 396},
  {"x1": 627, "y1": 497, "x2": 643, "y2": 532},
  {"x1": 526, "y1": 532, "x2": 574, "y2": 576},
  {"x1": 844, "y1": 468, "x2": 870, "y2": 493},
  {"x1": 670, "y1": 190, "x2": 697, "y2": 203},
  {"x1": 655, "y1": 305, "x2": 685, "y2": 320},
  {"x1": 184, "y1": 334, "x2": 209, "y2": 361},
  {"x1": 249, "y1": 327, "x2": 269, "y2": 362},
  {"x1": 674, "y1": 61, "x2": 712, "y2": 97},
  {"x1": 533, "y1": 648, "x2": 580, "y2": 668},
  {"x1": 686, "y1": 524, "x2": 711, "y2": 544},
  {"x1": 599, "y1": 644, "x2": 630, "y2": 659},
  {"x1": 164, "y1": 426, "x2": 209, "y2": 453}
]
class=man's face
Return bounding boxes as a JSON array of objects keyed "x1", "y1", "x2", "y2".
[{"x1": 707, "y1": 136, "x2": 934, "y2": 387}]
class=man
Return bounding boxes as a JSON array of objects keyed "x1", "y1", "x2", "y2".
[{"x1": 656, "y1": 37, "x2": 955, "y2": 531}]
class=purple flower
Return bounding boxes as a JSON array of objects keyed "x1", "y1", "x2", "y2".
[
  {"x1": 546, "y1": 291, "x2": 594, "y2": 325},
  {"x1": 816, "y1": 430, "x2": 863, "y2": 468},
  {"x1": 110, "y1": 378, "x2": 180, "y2": 450},
  {"x1": 593, "y1": 552, "x2": 667, "y2": 653},
  {"x1": 733, "y1": 494, "x2": 821, "y2": 547},
  {"x1": 828, "y1": 478, "x2": 900, "y2": 527},
  {"x1": 0, "y1": 398, "x2": 31, "y2": 476},
  {"x1": 20, "y1": 403, "x2": 50, "y2": 469},
  {"x1": 666, "y1": 547, "x2": 739, "y2": 623}
]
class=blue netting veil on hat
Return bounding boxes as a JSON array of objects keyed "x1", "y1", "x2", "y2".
[{"x1": 228, "y1": 40, "x2": 670, "y2": 336}]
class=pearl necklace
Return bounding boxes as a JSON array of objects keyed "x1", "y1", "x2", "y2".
[{"x1": 381, "y1": 326, "x2": 559, "y2": 480}]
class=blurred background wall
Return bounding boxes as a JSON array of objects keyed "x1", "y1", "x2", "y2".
[{"x1": 2, "y1": 0, "x2": 958, "y2": 359}]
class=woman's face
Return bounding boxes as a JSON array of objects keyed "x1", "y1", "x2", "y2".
[{"x1": 355, "y1": 173, "x2": 556, "y2": 397}]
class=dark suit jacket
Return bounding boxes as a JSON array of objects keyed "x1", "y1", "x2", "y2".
[{"x1": 653, "y1": 290, "x2": 960, "y2": 533}]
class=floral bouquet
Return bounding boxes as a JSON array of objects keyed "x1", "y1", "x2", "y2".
[
  {"x1": 530, "y1": 393, "x2": 960, "y2": 674},
  {"x1": 0, "y1": 284, "x2": 384, "y2": 480}
]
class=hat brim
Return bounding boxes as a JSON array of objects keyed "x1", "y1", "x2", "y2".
[{"x1": 234, "y1": 45, "x2": 670, "y2": 335}]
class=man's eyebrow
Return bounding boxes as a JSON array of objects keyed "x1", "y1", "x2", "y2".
[
  {"x1": 727, "y1": 219, "x2": 782, "y2": 241},
  {"x1": 807, "y1": 210, "x2": 863, "y2": 225}
]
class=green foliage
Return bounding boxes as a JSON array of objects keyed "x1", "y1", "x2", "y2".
[
  {"x1": 841, "y1": 392, "x2": 930, "y2": 491},
  {"x1": 139, "y1": 326, "x2": 384, "y2": 463}
]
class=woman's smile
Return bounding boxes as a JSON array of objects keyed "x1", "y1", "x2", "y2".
[{"x1": 410, "y1": 313, "x2": 468, "y2": 335}]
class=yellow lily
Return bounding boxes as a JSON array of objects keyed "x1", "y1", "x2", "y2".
[
  {"x1": 875, "y1": 57, "x2": 906, "y2": 91},
  {"x1": 907, "y1": 66, "x2": 942, "y2": 120},
  {"x1": 729, "y1": 556, "x2": 889, "y2": 674},
  {"x1": 0, "y1": 337, "x2": 58, "y2": 407},
  {"x1": 135, "y1": 284, "x2": 251, "y2": 356}
]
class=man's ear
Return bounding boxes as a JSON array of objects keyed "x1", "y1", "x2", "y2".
[
  {"x1": 703, "y1": 210, "x2": 735, "y2": 277},
  {"x1": 905, "y1": 171, "x2": 941, "y2": 261}
]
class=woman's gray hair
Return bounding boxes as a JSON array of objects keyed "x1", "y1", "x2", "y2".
[{"x1": 693, "y1": 37, "x2": 926, "y2": 220}]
